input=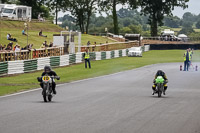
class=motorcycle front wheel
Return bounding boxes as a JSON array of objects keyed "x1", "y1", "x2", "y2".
[
  {"x1": 48, "y1": 95, "x2": 52, "y2": 102},
  {"x1": 43, "y1": 85, "x2": 48, "y2": 102}
]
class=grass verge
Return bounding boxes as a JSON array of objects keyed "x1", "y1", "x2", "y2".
[
  {"x1": 0, "y1": 50, "x2": 200, "y2": 96},
  {"x1": 0, "y1": 21, "x2": 116, "y2": 48}
]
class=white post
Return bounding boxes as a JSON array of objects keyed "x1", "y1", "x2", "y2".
[{"x1": 78, "y1": 32, "x2": 81, "y2": 52}]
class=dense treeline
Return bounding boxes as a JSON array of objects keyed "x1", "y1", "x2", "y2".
[
  {"x1": 2, "y1": 0, "x2": 196, "y2": 36},
  {"x1": 59, "y1": 9, "x2": 200, "y2": 36}
]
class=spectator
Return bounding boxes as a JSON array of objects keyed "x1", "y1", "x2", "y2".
[
  {"x1": 15, "y1": 44, "x2": 21, "y2": 60},
  {"x1": 7, "y1": 33, "x2": 17, "y2": 42},
  {"x1": 0, "y1": 44, "x2": 2, "y2": 51},
  {"x1": 40, "y1": 41, "x2": 48, "y2": 48},
  {"x1": 23, "y1": 45, "x2": 29, "y2": 50},
  {"x1": 8, "y1": 42, "x2": 13, "y2": 49},
  {"x1": 5, "y1": 45, "x2": 12, "y2": 51},
  {"x1": 13, "y1": 44, "x2": 16, "y2": 51},
  {"x1": 92, "y1": 42, "x2": 96, "y2": 52},
  {"x1": 43, "y1": 41, "x2": 48, "y2": 47},
  {"x1": 39, "y1": 30, "x2": 47, "y2": 37},
  {"x1": 28, "y1": 44, "x2": 33, "y2": 50},
  {"x1": 87, "y1": 41, "x2": 90, "y2": 46},
  {"x1": 22, "y1": 29, "x2": 27, "y2": 36},
  {"x1": 49, "y1": 42, "x2": 53, "y2": 47}
]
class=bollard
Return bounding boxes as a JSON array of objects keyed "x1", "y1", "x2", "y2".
[
  {"x1": 196, "y1": 65, "x2": 198, "y2": 71},
  {"x1": 180, "y1": 65, "x2": 182, "y2": 71}
]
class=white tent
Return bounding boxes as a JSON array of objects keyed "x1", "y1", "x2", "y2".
[
  {"x1": 178, "y1": 34, "x2": 188, "y2": 42},
  {"x1": 178, "y1": 34, "x2": 188, "y2": 38}
]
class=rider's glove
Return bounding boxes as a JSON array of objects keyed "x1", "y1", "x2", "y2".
[{"x1": 55, "y1": 76, "x2": 60, "y2": 80}]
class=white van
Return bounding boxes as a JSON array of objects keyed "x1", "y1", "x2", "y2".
[{"x1": 0, "y1": 4, "x2": 32, "y2": 20}]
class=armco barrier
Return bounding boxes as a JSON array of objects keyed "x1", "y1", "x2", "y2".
[{"x1": 0, "y1": 47, "x2": 150, "y2": 76}]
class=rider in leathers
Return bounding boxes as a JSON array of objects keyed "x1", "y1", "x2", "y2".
[
  {"x1": 152, "y1": 70, "x2": 168, "y2": 95},
  {"x1": 39, "y1": 66, "x2": 59, "y2": 94}
]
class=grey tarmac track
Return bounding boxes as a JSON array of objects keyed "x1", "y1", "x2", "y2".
[{"x1": 1, "y1": 63, "x2": 200, "y2": 133}]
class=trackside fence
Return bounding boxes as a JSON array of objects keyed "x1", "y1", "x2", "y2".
[{"x1": 0, "y1": 45, "x2": 150, "y2": 76}]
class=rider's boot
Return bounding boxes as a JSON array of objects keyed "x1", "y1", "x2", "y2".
[
  {"x1": 52, "y1": 82, "x2": 57, "y2": 94},
  {"x1": 163, "y1": 86, "x2": 168, "y2": 95},
  {"x1": 152, "y1": 85, "x2": 156, "y2": 95},
  {"x1": 52, "y1": 88, "x2": 56, "y2": 94}
]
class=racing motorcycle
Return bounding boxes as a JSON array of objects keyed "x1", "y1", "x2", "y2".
[
  {"x1": 155, "y1": 76, "x2": 165, "y2": 97},
  {"x1": 37, "y1": 75, "x2": 60, "y2": 102}
]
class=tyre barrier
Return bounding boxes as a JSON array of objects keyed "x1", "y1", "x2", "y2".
[{"x1": 0, "y1": 46, "x2": 150, "y2": 76}]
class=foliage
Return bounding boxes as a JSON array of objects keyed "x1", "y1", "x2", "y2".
[
  {"x1": 62, "y1": 0, "x2": 99, "y2": 34},
  {"x1": 196, "y1": 20, "x2": 200, "y2": 29},
  {"x1": 45, "y1": 0, "x2": 66, "y2": 25},
  {"x1": 129, "y1": 0, "x2": 189, "y2": 36},
  {"x1": 164, "y1": 16, "x2": 181, "y2": 28},
  {"x1": 99, "y1": 0, "x2": 134, "y2": 35}
]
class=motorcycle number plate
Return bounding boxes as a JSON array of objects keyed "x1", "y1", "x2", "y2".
[{"x1": 43, "y1": 76, "x2": 50, "y2": 81}]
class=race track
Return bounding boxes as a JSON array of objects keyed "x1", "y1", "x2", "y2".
[{"x1": 1, "y1": 63, "x2": 200, "y2": 133}]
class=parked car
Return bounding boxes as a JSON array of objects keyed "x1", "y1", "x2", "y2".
[{"x1": 128, "y1": 47, "x2": 143, "y2": 57}]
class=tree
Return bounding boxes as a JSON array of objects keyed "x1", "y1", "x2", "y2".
[
  {"x1": 182, "y1": 12, "x2": 196, "y2": 22},
  {"x1": 100, "y1": 0, "x2": 135, "y2": 35},
  {"x1": 164, "y1": 16, "x2": 181, "y2": 28},
  {"x1": 179, "y1": 21, "x2": 195, "y2": 35},
  {"x1": 46, "y1": 0, "x2": 65, "y2": 25},
  {"x1": 129, "y1": 0, "x2": 189, "y2": 36},
  {"x1": 64, "y1": 0, "x2": 98, "y2": 34},
  {"x1": 196, "y1": 20, "x2": 200, "y2": 29}
]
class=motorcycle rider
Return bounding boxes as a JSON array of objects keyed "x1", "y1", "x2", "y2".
[
  {"x1": 152, "y1": 70, "x2": 168, "y2": 95},
  {"x1": 38, "y1": 66, "x2": 59, "y2": 94}
]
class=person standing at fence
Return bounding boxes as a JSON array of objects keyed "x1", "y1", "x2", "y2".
[
  {"x1": 83, "y1": 49, "x2": 91, "y2": 69},
  {"x1": 183, "y1": 49, "x2": 191, "y2": 71},
  {"x1": 15, "y1": 45, "x2": 21, "y2": 60}
]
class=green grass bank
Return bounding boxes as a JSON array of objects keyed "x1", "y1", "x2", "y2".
[{"x1": 0, "y1": 20, "x2": 116, "y2": 48}]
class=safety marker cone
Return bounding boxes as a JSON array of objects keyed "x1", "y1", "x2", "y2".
[{"x1": 180, "y1": 65, "x2": 182, "y2": 71}]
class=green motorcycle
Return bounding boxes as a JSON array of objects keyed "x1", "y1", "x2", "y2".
[{"x1": 155, "y1": 76, "x2": 165, "y2": 97}]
